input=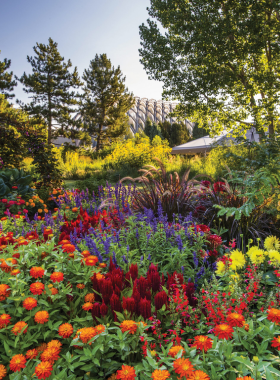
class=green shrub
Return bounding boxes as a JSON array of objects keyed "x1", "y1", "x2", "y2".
[{"x1": 75, "y1": 177, "x2": 107, "y2": 196}]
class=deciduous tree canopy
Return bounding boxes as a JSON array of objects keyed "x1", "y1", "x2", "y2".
[{"x1": 139, "y1": 0, "x2": 280, "y2": 136}]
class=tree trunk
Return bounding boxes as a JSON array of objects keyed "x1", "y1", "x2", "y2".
[
  {"x1": 96, "y1": 124, "x2": 102, "y2": 152},
  {"x1": 269, "y1": 119, "x2": 274, "y2": 136}
]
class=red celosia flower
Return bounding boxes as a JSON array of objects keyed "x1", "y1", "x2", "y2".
[
  {"x1": 139, "y1": 297, "x2": 151, "y2": 320},
  {"x1": 35, "y1": 361, "x2": 53, "y2": 379},
  {"x1": 84, "y1": 255, "x2": 98, "y2": 266},
  {"x1": 0, "y1": 364, "x2": 6, "y2": 379},
  {"x1": 30, "y1": 282, "x2": 45, "y2": 295},
  {"x1": 267, "y1": 308, "x2": 280, "y2": 324},
  {"x1": 82, "y1": 302, "x2": 94, "y2": 311},
  {"x1": 23, "y1": 297, "x2": 38, "y2": 310},
  {"x1": 226, "y1": 313, "x2": 245, "y2": 327},
  {"x1": 120, "y1": 320, "x2": 137, "y2": 335},
  {"x1": 10, "y1": 354, "x2": 26, "y2": 372},
  {"x1": 50, "y1": 272, "x2": 64, "y2": 283},
  {"x1": 116, "y1": 365, "x2": 136, "y2": 380},
  {"x1": 30, "y1": 267, "x2": 45, "y2": 279},
  {"x1": 271, "y1": 336, "x2": 280, "y2": 350},
  {"x1": 58, "y1": 323, "x2": 74, "y2": 338},
  {"x1": 12, "y1": 321, "x2": 28, "y2": 335},
  {"x1": 25, "y1": 348, "x2": 38, "y2": 360},
  {"x1": 0, "y1": 313, "x2": 11, "y2": 328},
  {"x1": 188, "y1": 370, "x2": 210, "y2": 380},
  {"x1": 34, "y1": 311, "x2": 49, "y2": 324},
  {"x1": 100, "y1": 301, "x2": 108, "y2": 316},
  {"x1": 122, "y1": 297, "x2": 136, "y2": 314},
  {"x1": 151, "y1": 369, "x2": 170, "y2": 380},
  {"x1": 173, "y1": 358, "x2": 194, "y2": 379},
  {"x1": 192, "y1": 336, "x2": 213, "y2": 352},
  {"x1": 154, "y1": 291, "x2": 168, "y2": 310},
  {"x1": 213, "y1": 324, "x2": 234, "y2": 340}
]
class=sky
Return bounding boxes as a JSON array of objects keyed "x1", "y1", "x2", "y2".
[{"x1": 0, "y1": 0, "x2": 164, "y2": 106}]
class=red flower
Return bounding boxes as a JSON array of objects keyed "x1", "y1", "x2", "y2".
[
  {"x1": 192, "y1": 335, "x2": 213, "y2": 352},
  {"x1": 10, "y1": 354, "x2": 26, "y2": 372},
  {"x1": 226, "y1": 313, "x2": 245, "y2": 327},
  {"x1": 30, "y1": 282, "x2": 45, "y2": 295},
  {"x1": 35, "y1": 361, "x2": 53, "y2": 379},
  {"x1": 267, "y1": 308, "x2": 280, "y2": 324},
  {"x1": 25, "y1": 349, "x2": 38, "y2": 360},
  {"x1": 271, "y1": 336, "x2": 280, "y2": 350},
  {"x1": 50, "y1": 272, "x2": 64, "y2": 283},
  {"x1": 85, "y1": 256, "x2": 98, "y2": 266},
  {"x1": 116, "y1": 365, "x2": 136, "y2": 380},
  {"x1": 30, "y1": 267, "x2": 45, "y2": 279},
  {"x1": 154, "y1": 291, "x2": 168, "y2": 310},
  {"x1": 213, "y1": 324, "x2": 234, "y2": 340},
  {"x1": 23, "y1": 297, "x2": 37, "y2": 310},
  {"x1": 213, "y1": 181, "x2": 226, "y2": 192}
]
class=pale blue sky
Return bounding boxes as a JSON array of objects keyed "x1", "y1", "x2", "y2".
[{"x1": 1, "y1": 0, "x2": 164, "y2": 105}]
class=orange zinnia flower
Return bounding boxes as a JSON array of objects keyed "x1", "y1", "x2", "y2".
[
  {"x1": 267, "y1": 308, "x2": 280, "y2": 324},
  {"x1": 47, "y1": 340, "x2": 62, "y2": 350},
  {"x1": 50, "y1": 287, "x2": 58, "y2": 295},
  {"x1": 82, "y1": 302, "x2": 94, "y2": 311},
  {"x1": 78, "y1": 327, "x2": 97, "y2": 344},
  {"x1": 58, "y1": 323, "x2": 74, "y2": 338},
  {"x1": 151, "y1": 369, "x2": 170, "y2": 380},
  {"x1": 77, "y1": 283, "x2": 85, "y2": 289},
  {"x1": 236, "y1": 377, "x2": 254, "y2": 380},
  {"x1": 34, "y1": 311, "x2": 49, "y2": 324},
  {"x1": 120, "y1": 320, "x2": 138, "y2": 335},
  {"x1": 95, "y1": 325, "x2": 105, "y2": 335},
  {"x1": 85, "y1": 256, "x2": 98, "y2": 266},
  {"x1": 11, "y1": 269, "x2": 21, "y2": 275},
  {"x1": 50, "y1": 271, "x2": 64, "y2": 283},
  {"x1": 0, "y1": 364, "x2": 6, "y2": 379},
  {"x1": 99, "y1": 263, "x2": 107, "y2": 268},
  {"x1": 72, "y1": 207, "x2": 78, "y2": 212},
  {"x1": 25, "y1": 348, "x2": 38, "y2": 360},
  {"x1": 12, "y1": 321, "x2": 28, "y2": 335},
  {"x1": 173, "y1": 358, "x2": 194, "y2": 379},
  {"x1": 81, "y1": 250, "x2": 91, "y2": 258},
  {"x1": 23, "y1": 297, "x2": 38, "y2": 310},
  {"x1": 62, "y1": 244, "x2": 75, "y2": 253},
  {"x1": 116, "y1": 365, "x2": 136, "y2": 380},
  {"x1": 0, "y1": 313, "x2": 11, "y2": 328},
  {"x1": 35, "y1": 361, "x2": 53, "y2": 379},
  {"x1": 37, "y1": 343, "x2": 48, "y2": 353},
  {"x1": 85, "y1": 293, "x2": 95, "y2": 303},
  {"x1": 188, "y1": 370, "x2": 210, "y2": 380},
  {"x1": 40, "y1": 347, "x2": 60, "y2": 364},
  {"x1": 226, "y1": 312, "x2": 245, "y2": 327},
  {"x1": 30, "y1": 266, "x2": 45, "y2": 279},
  {"x1": 30, "y1": 282, "x2": 45, "y2": 295},
  {"x1": 213, "y1": 324, "x2": 234, "y2": 340},
  {"x1": 0, "y1": 284, "x2": 10, "y2": 297},
  {"x1": 271, "y1": 336, "x2": 280, "y2": 350},
  {"x1": 192, "y1": 336, "x2": 213, "y2": 352},
  {"x1": 10, "y1": 354, "x2": 26, "y2": 372},
  {"x1": 168, "y1": 345, "x2": 185, "y2": 358}
]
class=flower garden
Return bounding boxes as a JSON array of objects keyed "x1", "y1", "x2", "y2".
[{"x1": 0, "y1": 175, "x2": 280, "y2": 380}]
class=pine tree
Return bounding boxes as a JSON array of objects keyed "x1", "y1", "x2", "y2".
[
  {"x1": 144, "y1": 117, "x2": 162, "y2": 141},
  {"x1": 80, "y1": 54, "x2": 135, "y2": 152},
  {"x1": 17, "y1": 38, "x2": 82, "y2": 144},
  {"x1": 0, "y1": 53, "x2": 17, "y2": 99}
]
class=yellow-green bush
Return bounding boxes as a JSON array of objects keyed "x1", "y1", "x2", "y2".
[{"x1": 104, "y1": 134, "x2": 171, "y2": 169}]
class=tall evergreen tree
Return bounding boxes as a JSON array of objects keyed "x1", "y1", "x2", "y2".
[
  {"x1": 144, "y1": 117, "x2": 162, "y2": 141},
  {"x1": 0, "y1": 52, "x2": 17, "y2": 99},
  {"x1": 17, "y1": 38, "x2": 82, "y2": 144},
  {"x1": 158, "y1": 120, "x2": 191, "y2": 146},
  {"x1": 80, "y1": 54, "x2": 134, "y2": 152}
]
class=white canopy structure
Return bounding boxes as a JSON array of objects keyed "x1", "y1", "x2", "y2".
[{"x1": 171, "y1": 127, "x2": 261, "y2": 155}]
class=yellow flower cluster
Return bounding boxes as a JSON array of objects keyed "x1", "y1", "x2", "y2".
[
  {"x1": 105, "y1": 134, "x2": 171, "y2": 168},
  {"x1": 215, "y1": 236, "x2": 280, "y2": 277}
]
